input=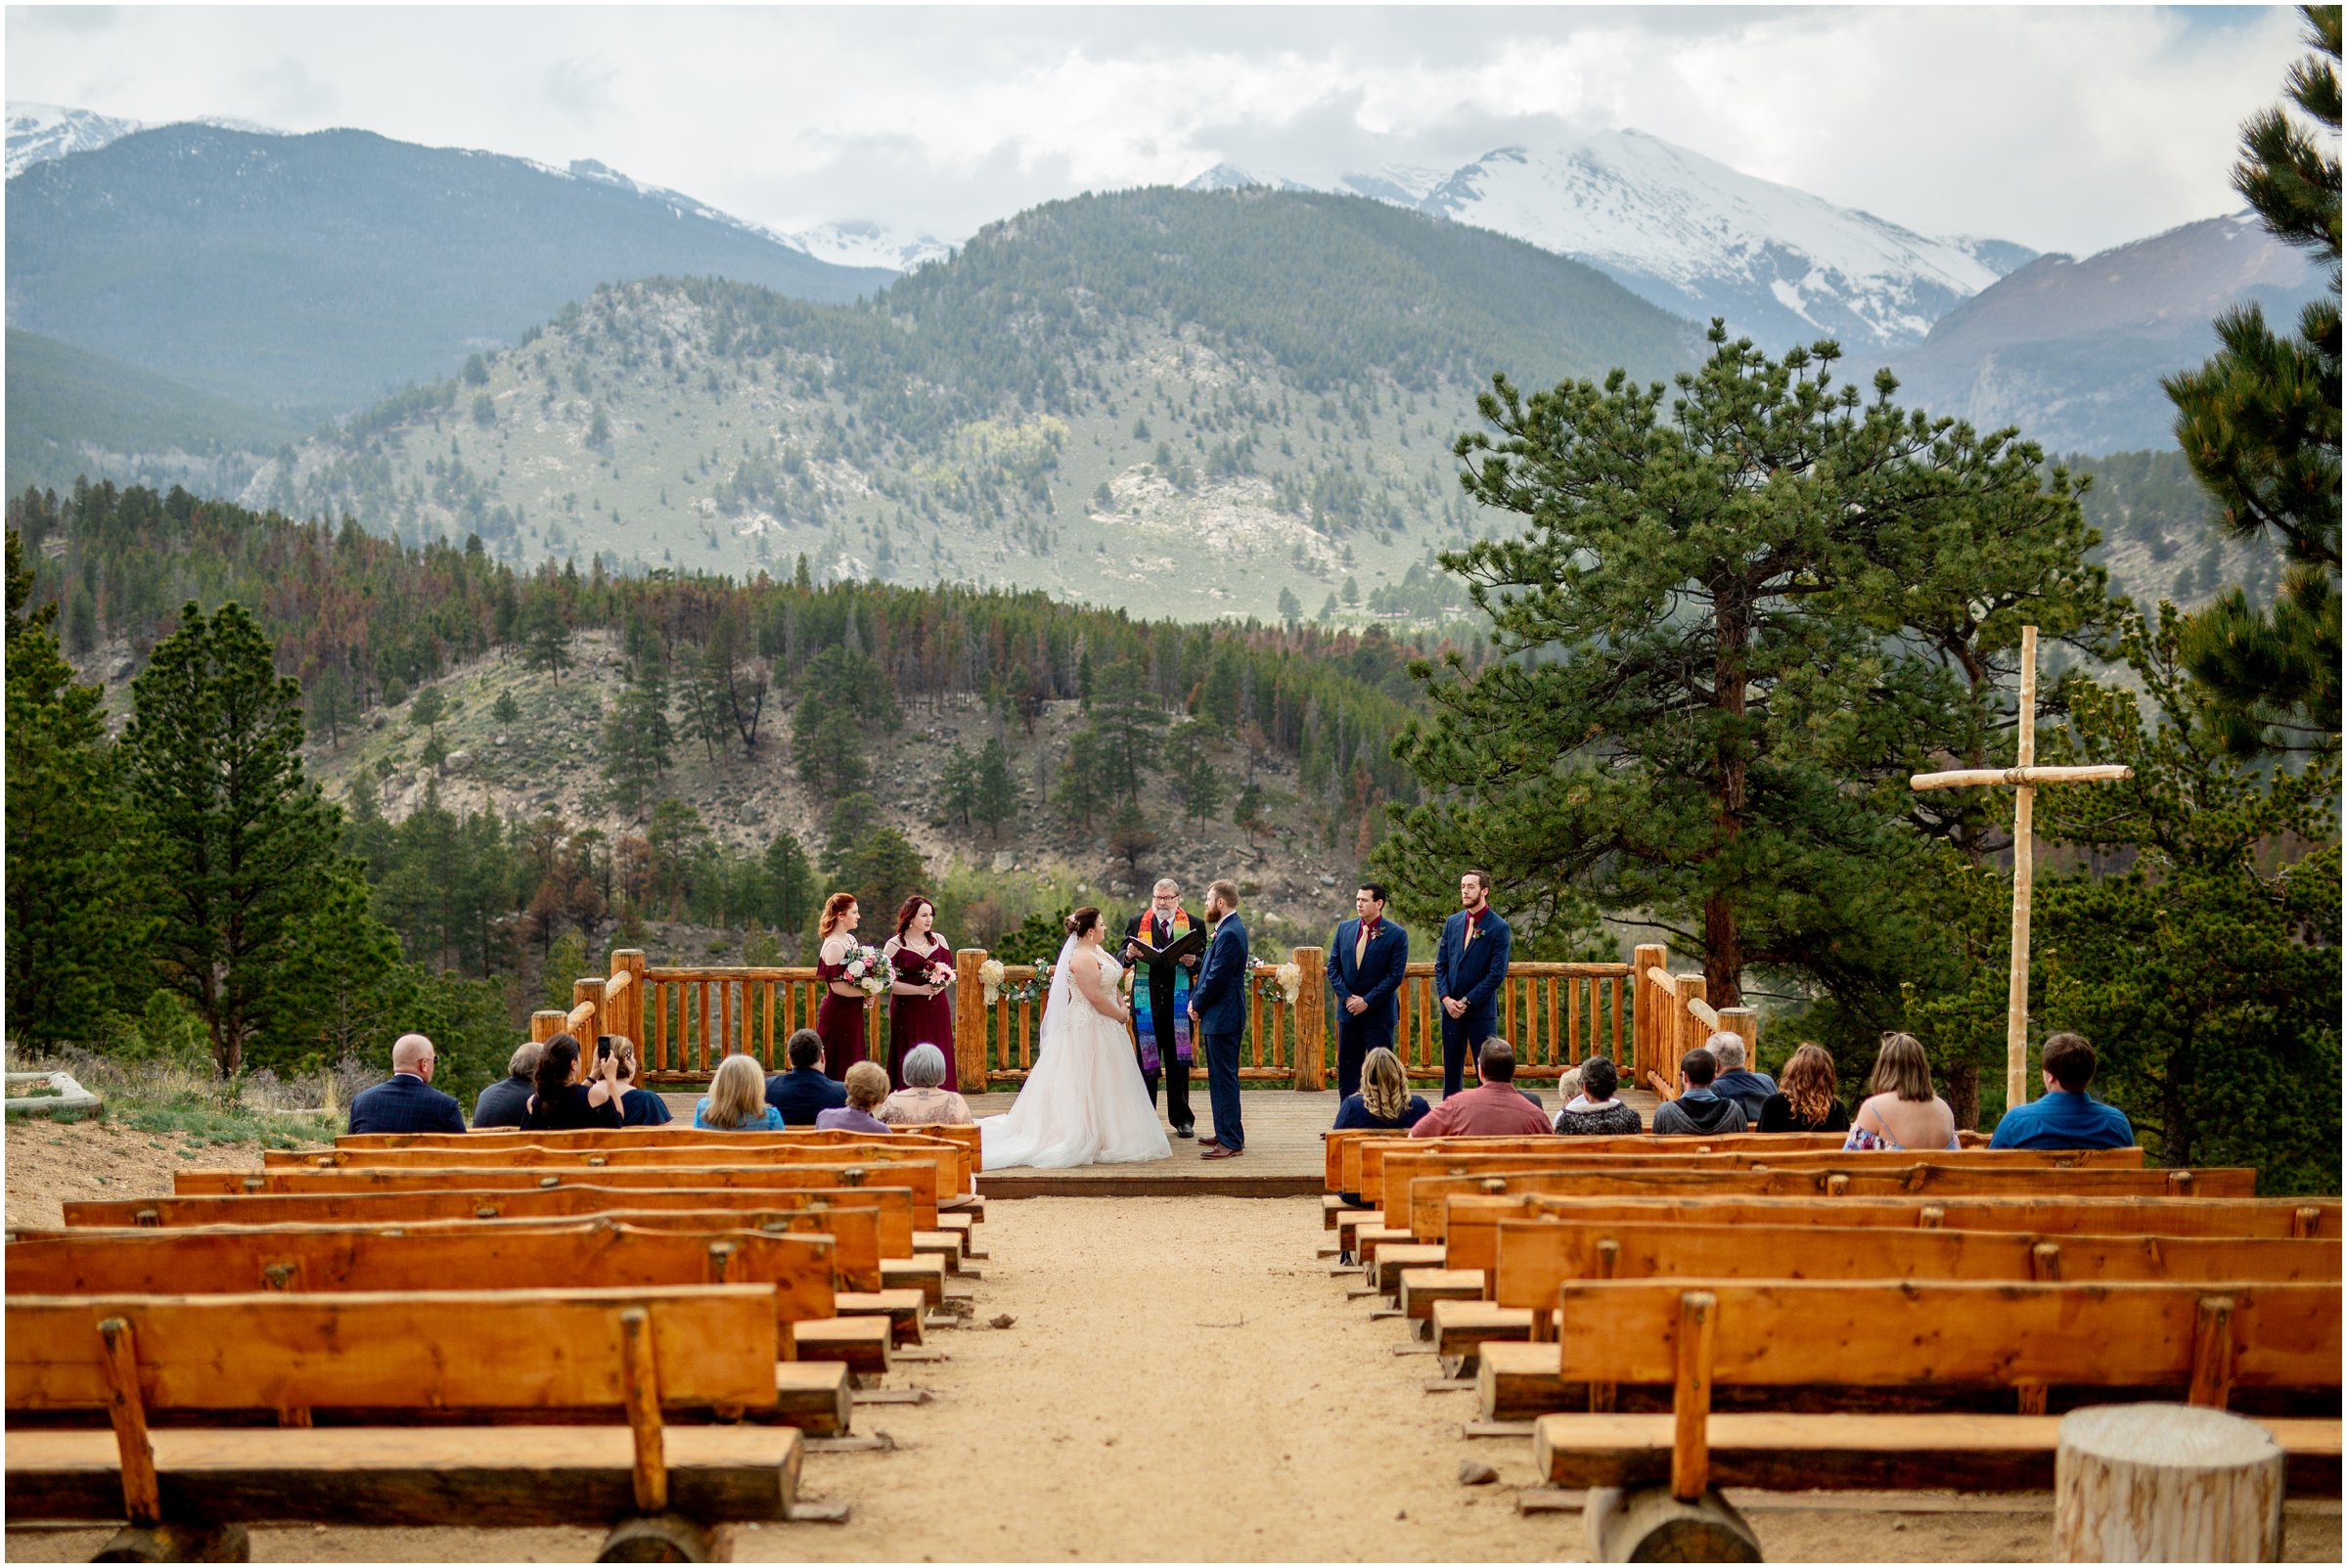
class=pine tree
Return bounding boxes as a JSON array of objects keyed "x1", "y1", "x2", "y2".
[
  {"x1": 601, "y1": 647, "x2": 673, "y2": 816},
  {"x1": 973, "y1": 736, "x2": 1020, "y2": 838},
  {"x1": 940, "y1": 742, "x2": 979, "y2": 826},
  {"x1": 678, "y1": 643, "x2": 731, "y2": 762},
  {"x1": 1107, "y1": 797, "x2": 1158, "y2": 878},
  {"x1": 1374, "y1": 328, "x2": 2110, "y2": 1004},
  {"x1": 1168, "y1": 720, "x2": 1225, "y2": 825},
  {"x1": 1233, "y1": 780, "x2": 1271, "y2": 855},
  {"x1": 408, "y1": 685, "x2": 445, "y2": 734},
  {"x1": 1088, "y1": 657, "x2": 1163, "y2": 800},
  {"x1": 761, "y1": 830, "x2": 816, "y2": 934},
  {"x1": 1277, "y1": 586, "x2": 1303, "y2": 627},
  {"x1": 307, "y1": 666, "x2": 356, "y2": 748},
  {"x1": 493, "y1": 689, "x2": 520, "y2": 725},
  {"x1": 1057, "y1": 727, "x2": 1109, "y2": 829},
  {"x1": 122, "y1": 601, "x2": 358, "y2": 1077},
  {"x1": 2164, "y1": 3, "x2": 2341, "y2": 757},
  {"x1": 521, "y1": 593, "x2": 574, "y2": 683},
  {"x1": 4, "y1": 530, "x2": 153, "y2": 1047}
]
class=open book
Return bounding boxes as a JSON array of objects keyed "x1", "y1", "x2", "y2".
[{"x1": 1124, "y1": 925, "x2": 1209, "y2": 968}]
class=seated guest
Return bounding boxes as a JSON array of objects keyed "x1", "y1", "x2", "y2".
[
  {"x1": 1332, "y1": 1047, "x2": 1431, "y2": 1133},
  {"x1": 1652, "y1": 1048, "x2": 1749, "y2": 1135},
  {"x1": 1989, "y1": 1032, "x2": 2135, "y2": 1149},
  {"x1": 1845, "y1": 1031, "x2": 1960, "y2": 1150},
  {"x1": 1759, "y1": 1043, "x2": 1850, "y2": 1133},
  {"x1": 348, "y1": 1033, "x2": 467, "y2": 1134},
  {"x1": 881, "y1": 1044, "x2": 973, "y2": 1125},
  {"x1": 695, "y1": 1053, "x2": 786, "y2": 1131},
  {"x1": 471, "y1": 1041, "x2": 543, "y2": 1130},
  {"x1": 521, "y1": 1033, "x2": 623, "y2": 1131},
  {"x1": 1555, "y1": 1055, "x2": 1644, "y2": 1136},
  {"x1": 1708, "y1": 1033, "x2": 1777, "y2": 1123},
  {"x1": 1408, "y1": 1039, "x2": 1554, "y2": 1137},
  {"x1": 816, "y1": 1060, "x2": 892, "y2": 1133},
  {"x1": 766, "y1": 1028, "x2": 847, "y2": 1127},
  {"x1": 608, "y1": 1037, "x2": 672, "y2": 1127}
]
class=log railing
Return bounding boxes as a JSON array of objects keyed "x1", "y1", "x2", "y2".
[
  {"x1": 1631, "y1": 941, "x2": 1759, "y2": 1098},
  {"x1": 543, "y1": 941, "x2": 1708, "y2": 1093}
]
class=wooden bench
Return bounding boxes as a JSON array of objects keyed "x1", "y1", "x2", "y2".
[
  {"x1": 3, "y1": 1222, "x2": 884, "y2": 1419},
  {"x1": 1394, "y1": 1163, "x2": 2254, "y2": 1238},
  {"x1": 290, "y1": 1139, "x2": 974, "y2": 1205},
  {"x1": 1328, "y1": 1131, "x2": 1862, "y2": 1205},
  {"x1": 60, "y1": 1188, "x2": 917, "y2": 1294},
  {"x1": 1460, "y1": 1223, "x2": 2342, "y2": 1408},
  {"x1": 5, "y1": 1285, "x2": 806, "y2": 1561},
  {"x1": 1525, "y1": 1278, "x2": 2340, "y2": 1558},
  {"x1": 175, "y1": 1163, "x2": 943, "y2": 1230}
]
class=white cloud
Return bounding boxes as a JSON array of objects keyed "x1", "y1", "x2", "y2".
[{"x1": 2, "y1": 5, "x2": 2315, "y2": 254}]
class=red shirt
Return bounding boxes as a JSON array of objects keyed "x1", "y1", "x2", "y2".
[{"x1": 1408, "y1": 1081, "x2": 1553, "y2": 1137}]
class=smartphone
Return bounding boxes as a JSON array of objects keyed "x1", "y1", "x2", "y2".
[{"x1": 596, "y1": 1035, "x2": 613, "y2": 1060}]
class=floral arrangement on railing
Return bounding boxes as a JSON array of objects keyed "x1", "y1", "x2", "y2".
[
  {"x1": 979, "y1": 957, "x2": 1053, "y2": 1008},
  {"x1": 1252, "y1": 958, "x2": 1303, "y2": 1007},
  {"x1": 843, "y1": 944, "x2": 892, "y2": 999}
]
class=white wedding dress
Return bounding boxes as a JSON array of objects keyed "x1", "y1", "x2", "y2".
[{"x1": 979, "y1": 938, "x2": 1173, "y2": 1170}]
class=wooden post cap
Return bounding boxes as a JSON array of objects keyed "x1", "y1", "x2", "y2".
[{"x1": 2054, "y1": 1404, "x2": 2283, "y2": 1563}]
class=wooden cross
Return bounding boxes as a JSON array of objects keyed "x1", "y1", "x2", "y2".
[{"x1": 1910, "y1": 626, "x2": 2131, "y2": 1113}]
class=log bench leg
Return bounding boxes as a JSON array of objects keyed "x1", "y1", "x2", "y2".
[
  {"x1": 94, "y1": 1523, "x2": 251, "y2": 1562},
  {"x1": 1584, "y1": 1485, "x2": 1761, "y2": 1563},
  {"x1": 598, "y1": 1512, "x2": 727, "y2": 1563}
]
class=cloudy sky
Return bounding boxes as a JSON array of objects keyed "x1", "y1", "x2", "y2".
[{"x1": 5, "y1": 5, "x2": 2313, "y2": 254}]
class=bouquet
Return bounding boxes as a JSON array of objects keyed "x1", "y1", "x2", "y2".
[
  {"x1": 979, "y1": 958, "x2": 1007, "y2": 1005},
  {"x1": 979, "y1": 958, "x2": 1051, "y2": 1008},
  {"x1": 925, "y1": 959, "x2": 956, "y2": 992},
  {"x1": 1251, "y1": 958, "x2": 1304, "y2": 1006},
  {"x1": 842, "y1": 944, "x2": 891, "y2": 998}
]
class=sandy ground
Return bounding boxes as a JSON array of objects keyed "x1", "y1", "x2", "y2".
[
  {"x1": 7, "y1": 1148, "x2": 2339, "y2": 1562},
  {"x1": 3, "y1": 1119, "x2": 268, "y2": 1230}
]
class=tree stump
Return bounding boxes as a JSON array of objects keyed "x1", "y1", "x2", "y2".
[{"x1": 2054, "y1": 1404, "x2": 2284, "y2": 1562}]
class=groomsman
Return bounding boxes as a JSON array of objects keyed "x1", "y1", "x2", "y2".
[
  {"x1": 1328, "y1": 881, "x2": 1407, "y2": 1098},
  {"x1": 1433, "y1": 870, "x2": 1511, "y2": 1098}
]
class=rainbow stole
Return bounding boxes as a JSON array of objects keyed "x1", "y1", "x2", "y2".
[{"x1": 1130, "y1": 907, "x2": 1194, "y2": 1072}]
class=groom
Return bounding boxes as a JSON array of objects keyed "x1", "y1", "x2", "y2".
[{"x1": 1186, "y1": 878, "x2": 1249, "y2": 1160}]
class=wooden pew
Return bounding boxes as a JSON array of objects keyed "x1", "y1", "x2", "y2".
[
  {"x1": 4, "y1": 1224, "x2": 871, "y2": 1430},
  {"x1": 59, "y1": 1187, "x2": 922, "y2": 1296},
  {"x1": 174, "y1": 1162, "x2": 943, "y2": 1230},
  {"x1": 6, "y1": 1285, "x2": 809, "y2": 1559},
  {"x1": 1452, "y1": 1222, "x2": 2342, "y2": 1383},
  {"x1": 290, "y1": 1137, "x2": 974, "y2": 1204},
  {"x1": 1334, "y1": 1130, "x2": 1861, "y2": 1202},
  {"x1": 1394, "y1": 1163, "x2": 2253, "y2": 1238},
  {"x1": 342, "y1": 1122, "x2": 982, "y2": 1168},
  {"x1": 1524, "y1": 1278, "x2": 2341, "y2": 1539}
]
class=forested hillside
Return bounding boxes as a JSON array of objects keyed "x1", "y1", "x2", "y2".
[{"x1": 243, "y1": 186, "x2": 1698, "y2": 622}]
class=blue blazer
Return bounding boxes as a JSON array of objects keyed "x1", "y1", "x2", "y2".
[
  {"x1": 1434, "y1": 909, "x2": 1512, "y2": 1022},
  {"x1": 1188, "y1": 914, "x2": 1252, "y2": 1037},
  {"x1": 347, "y1": 1073, "x2": 466, "y2": 1135},
  {"x1": 765, "y1": 1067, "x2": 847, "y2": 1128},
  {"x1": 1329, "y1": 917, "x2": 1407, "y2": 1040}
]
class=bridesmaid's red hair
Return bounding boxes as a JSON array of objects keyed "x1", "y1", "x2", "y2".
[{"x1": 819, "y1": 891, "x2": 857, "y2": 938}]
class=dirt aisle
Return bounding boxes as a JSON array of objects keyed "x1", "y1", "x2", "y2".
[{"x1": 10, "y1": 1194, "x2": 2337, "y2": 1561}]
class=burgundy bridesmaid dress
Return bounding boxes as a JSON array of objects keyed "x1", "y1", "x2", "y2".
[
  {"x1": 887, "y1": 939, "x2": 958, "y2": 1091},
  {"x1": 815, "y1": 958, "x2": 867, "y2": 1081}
]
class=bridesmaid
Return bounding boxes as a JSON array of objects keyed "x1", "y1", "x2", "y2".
[
  {"x1": 885, "y1": 893, "x2": 957, "y2": 1091},
  {"x1": 814, "y1": 892, "x2": 868, "y2": 1082}
]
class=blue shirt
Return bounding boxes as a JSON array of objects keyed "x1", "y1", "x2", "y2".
[
  {"x1": 620, "y1": 1087, "x2": 672, "y2": 1127},
  {"x1": 1989, "y1": 1089, "x2": 2135, "y2": 1150},
  {"x1": 693, "y1": 1099, "x2": 785, "y2": 1132},
  {"x1": 1332, "y1": 1093, "x2": 1431, "y2": 1131}
]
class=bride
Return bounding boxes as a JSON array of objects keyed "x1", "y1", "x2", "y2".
[{"x1": 979, "y1": 907, "x2": 1173, "y2": 1169}]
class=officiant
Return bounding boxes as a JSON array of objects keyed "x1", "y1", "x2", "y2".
[{"x1": 1122, "y1": 877, "x2": 1198, "y2": 1140}]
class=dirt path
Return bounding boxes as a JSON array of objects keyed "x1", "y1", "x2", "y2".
[{"x1": 7, "y1": 1192, "x2": 2339, "y2": 1561}]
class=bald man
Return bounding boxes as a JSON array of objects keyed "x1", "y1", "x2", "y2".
[{"x1": 347, "y1": 1032, "x2": 467, "y2": 1135}]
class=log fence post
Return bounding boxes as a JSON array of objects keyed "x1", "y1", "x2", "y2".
[
  {"x1": 1631, "y1": 944, "x2": 1667, "y2": 1083},
  {"x1": 954, "y1": 949, "x2": 989, "y2": 1094},
  {"x1": 530, "y1": 1009, "x2": 566, "y2": 1044},
  {"x1": 1718, "y1": 1005, "x2": 1759, "y2": 1065},
  {"x1": 610, "y1": 949, "x2": 646, "y2": 1051},
  {"x1": 574, "y1": 976, "x2": 609, "y2": 1052},
  {"x1": 1292, "y1": 946, "x2": 1327, "y2": 1091},
  {"x1": 1672, "y1": 973, "x2": 1707, "y2": 1062}
]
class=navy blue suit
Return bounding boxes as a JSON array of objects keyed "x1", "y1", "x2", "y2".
[
  {"x1": 1328, "y1": 917, "x2": 1407, "y2": 1098},
  {"x1": 766, "y1": 1067, "x2": 847, "y2": 1128},
  {"x1": 1433, "y1": 908, "x2": 1512, "y2": 1097},
  {"x1": 1188, "y1": 912, "x2": 1251, "y2": 1150},
  {"x1": 347, "y1": 1073, "x2": 466, "y2": 1135}
]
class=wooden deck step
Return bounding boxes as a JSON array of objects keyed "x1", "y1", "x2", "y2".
[
  {"x1": 1370, "y1": 1243, "x2": 1447, "y2": 1295},
  {"x1": 5, "y1": 1423, "x2": 801, "y2": 1526},
  {"x1": 1398, "y1": 1268, "x2": 1485, "y2": 1322},
  {"x1": 793, "y1": 1316, "x2": 892, "y2": 1376},
  {"x1": 1532, "y1": 1411, "x2": 2344, "y2": 1495},
  {"x1": 834, "y1": 1288, "x2": 928, "y2": 1346},
  {"x1": 1429, "y1": 1301, "x2": 1537, "y2": 1361},
  {"x1": 773, "y1": 1362, "x2": 853, "y2": 1435},
  {"x1": 1478, "y1": 1339, "x2": 1573, "y2": 1421},
  {"x1": 880, "y1": 1255, "x2": 948, "y2": 1305}
]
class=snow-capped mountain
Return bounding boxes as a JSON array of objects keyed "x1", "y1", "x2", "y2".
[
  {"x1": 6, "y1": 102, "x2": 144, "y2": 178},
  {"x1": 1418, "y1": 132, "x2": 2027, "y2": 350},
  {"x1": 1186, "y1": 128, "x2": 2038, "y2": 350},
  {"x1": 782, "y1": 219, "x2": 955, "y2": 273}
]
